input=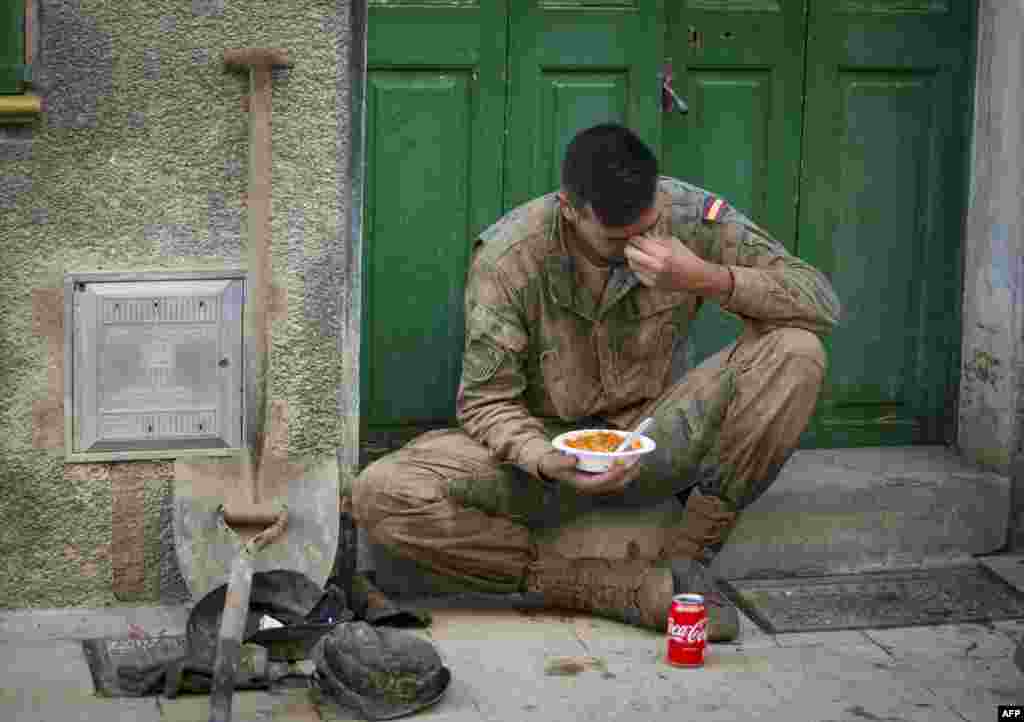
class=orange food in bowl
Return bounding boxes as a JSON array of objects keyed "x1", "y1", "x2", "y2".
[{"x1": 564, "y1": 431, "x2": 641, "y2": 453}]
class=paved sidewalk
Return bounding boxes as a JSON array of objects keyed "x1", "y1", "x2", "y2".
[{"x1": 3, "y1": 556, "x2": 1024, "y2": 721}]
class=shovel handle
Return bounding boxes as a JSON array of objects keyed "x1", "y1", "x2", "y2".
[
  {"x1": 208, "y1": 550, "x2": 254, "y2": 722},
  {"x1": 207, "y1": 506, "x2": 286, "y2": 722}
]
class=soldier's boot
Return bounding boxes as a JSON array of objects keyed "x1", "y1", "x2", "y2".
[
  {"x1": 522, "y1": 551, "x2": 739, "y2": 642},
  {"x1": 665, "y1": 490, "x2": 739, "y2": 563},
  {"x1": 659, "y1": 490, "x2": 742, "y2": 642}
]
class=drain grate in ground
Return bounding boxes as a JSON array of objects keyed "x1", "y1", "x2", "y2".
[{"x1": 719, "y1": 563, "x2": 1024, "y2": 634}]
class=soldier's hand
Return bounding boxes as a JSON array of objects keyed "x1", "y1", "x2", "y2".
[
  {"x1": 537, "y1": 451, "x2": 641, "y2": 496},
  {"x1": 624, "y1": 234, "x2": 707, "y2": 291}
]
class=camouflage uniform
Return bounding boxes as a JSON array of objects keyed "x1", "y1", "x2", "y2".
[{"x1": 351, "y1": 177, "x2": 841, "y2": 593}]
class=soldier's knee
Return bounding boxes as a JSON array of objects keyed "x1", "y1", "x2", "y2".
[
  {"x1": 350, "y1": 453, "x2": 445, "y2": 532},
  {"x1": 349, "y1": 459, "x2": 387, "y2": 526},
  {"x1": 350, "y1": 457, "x2": 381, "y2": 498},
  {"x1": 350, "y1": 455, "x2": 410, "y2": 529},
  {"x1": 772, "y1": 327, "x2": 826, "y2": 371}
]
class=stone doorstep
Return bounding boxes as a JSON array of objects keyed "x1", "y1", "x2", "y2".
[
  {"x1": 711, "y1": 445, "x2": 1009, "y2": 579},
  {"x1": 367, "y1": 445, "x2": 1011, "y2": 598}
]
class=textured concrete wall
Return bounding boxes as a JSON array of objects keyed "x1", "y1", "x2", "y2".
[
  {"x1": 958, "y1": 0, "x2": 1024, "y2": 477},
  {"x1": 0, "y1": 0, "x2": 352, "y2": 607}
]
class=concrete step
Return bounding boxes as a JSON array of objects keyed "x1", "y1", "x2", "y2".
[
  {"x1": 365, "y1": 446, "x2": 1011, "y2": 598},
  {"x1": 711, "y1": 445, "x2": 1009, "y2": 579}
]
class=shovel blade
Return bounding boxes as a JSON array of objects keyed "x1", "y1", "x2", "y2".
[{"x1": 172, "y1": 456, "x2": 340, "y2": 601}]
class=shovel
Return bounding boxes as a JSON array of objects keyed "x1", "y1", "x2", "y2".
[
  {"x1": 168, "y1": 47, "x2": 341, "y2": 721},
  {"x1": 208, "y1": 47, "x2": 294, "y2": 722}
]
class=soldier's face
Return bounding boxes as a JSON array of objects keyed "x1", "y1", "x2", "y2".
[{"x1": 559, "y1": 194, "x2": 660, "y2": 265}]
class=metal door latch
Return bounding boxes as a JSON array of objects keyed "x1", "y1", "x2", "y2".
[
  {"x1": 660, "y1": 61, "x2": 688, "y2": 115},
  {"x1": 688, "y1": 26, "x2": 704, "y2": 51}
]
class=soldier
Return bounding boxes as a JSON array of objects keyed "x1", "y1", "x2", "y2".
[{"x1": 349, "y1": 123, "x2": 840, "y2": 641}]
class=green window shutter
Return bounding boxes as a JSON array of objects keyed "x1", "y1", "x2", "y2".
[{"x1": 0, "y1": 2, "x2": 24, "y2": 95}]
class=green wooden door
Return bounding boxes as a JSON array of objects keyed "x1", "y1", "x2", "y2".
[
  {"x1": 361, "y1": 1, "x2": 975, "y2": 458},
  {"x1": 661, "y1": 0, "x2": 809, "y2": 369},
  {"x1": 360, "y1": 1, "x2": 509, "y2": 460},
  {"x1": 503, "y1": 0, "x2": 665, "y2": 209},
  {"x1": 797, "y1": 0, "x2": 974, "y2": 447},
  {"x1": 0, "y1": 1, "x2": 24, "y2": 94}
]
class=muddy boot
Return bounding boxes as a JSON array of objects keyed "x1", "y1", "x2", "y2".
[
  {"x1": 524, "y1": 554, "x2": 671, "y2": 629},
  {"x1": 661, "y1": 491, "x2": 741, "y2": 642},
  {"x1": 665, "y1": 491, "x2": 738, "y2": 564},
  {"x1": 669, "y1": 558, "x2": 739, "y2": 643},
  {"x1": 523, "y1": 552, "x2": 738, "y2": 642}
]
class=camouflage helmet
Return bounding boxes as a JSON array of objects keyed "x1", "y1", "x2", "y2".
[{"x1": 312, "y1": 621, "x2": 451, "y2": 720}]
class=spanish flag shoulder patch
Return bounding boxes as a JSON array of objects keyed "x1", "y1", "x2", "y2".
[{"x1": 701, "y1": 195, "x2": 728, "y2": 223}]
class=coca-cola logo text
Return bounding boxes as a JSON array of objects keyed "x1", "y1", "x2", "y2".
[{"x1": 668, "y1": 618, "x2": 708, "y2": 643}]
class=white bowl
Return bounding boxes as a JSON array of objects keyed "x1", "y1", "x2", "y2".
[{"x1": 551, "y1": 428, "x2": 657, "y2": 473}]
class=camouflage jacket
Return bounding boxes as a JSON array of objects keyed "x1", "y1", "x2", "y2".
[{"x1": 456, "y1": 176, "x2": 841, "y2": 479}]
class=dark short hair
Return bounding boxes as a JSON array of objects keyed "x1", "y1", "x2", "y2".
[{"x1": 561, "y1": 123, "x2": 658, "y2": 227}]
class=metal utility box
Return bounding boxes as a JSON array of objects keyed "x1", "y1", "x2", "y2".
[{"x1": 65, "y1": 271, "x2": 246, "y2": 461}]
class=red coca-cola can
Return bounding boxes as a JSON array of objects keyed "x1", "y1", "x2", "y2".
[{"x1": 666, "y1": 593, "x2": 708, "y2": 667}]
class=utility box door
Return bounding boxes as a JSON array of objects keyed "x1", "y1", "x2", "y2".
[{"x1": 71, "y1": 277, "x2": 244, "y2": 456}]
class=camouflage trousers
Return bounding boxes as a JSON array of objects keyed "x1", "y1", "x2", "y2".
[{"x1": 350, "y1": 326, "x2": 826, "y2": 594}]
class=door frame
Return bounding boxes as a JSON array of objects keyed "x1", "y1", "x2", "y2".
[{"x1": 339, "y1": 0, "x2": 369, "y2": 487}]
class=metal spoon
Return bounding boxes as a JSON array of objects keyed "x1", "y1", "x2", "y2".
[{"x1": 614, "y1": 417, "x2": 654, "y2": 453}]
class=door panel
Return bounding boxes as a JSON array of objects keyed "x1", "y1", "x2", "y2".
[
  {"x1": 364, "y1": 73, "x2": 472, "y2": 425},
  {"x1": 683, "y1": 71, "x2": 772, "y2": 219},
  {"x1": 830, "y1": 73, "x2": 933, "y2": 406},
  {"x1": 537, "y1": 73, "x2": 630, "y2": 191},
  {"x1": 361, "y1": 2, "x2": 509, "y2": 461},
  {"x1": 662, "y1": 1, "x2": 808, "y2": 370},
  {"x1": 798, "y1": 0, "x2": 973, "y2": 447},
  {"x1": 504, "y1": 0, "x2": 665, "y2": 209},
  {"x1": 0, "y1": 0, "x2": 22, "y2": 94}
]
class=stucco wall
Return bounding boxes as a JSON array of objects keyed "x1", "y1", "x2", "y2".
[
  {"x1": 0, "y1": 0, "x2": 352, "y2": 607},
  {"x1": 958, "y1": 0, "x2": 1024, "y2": 477}
]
